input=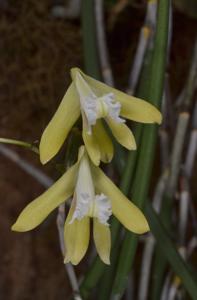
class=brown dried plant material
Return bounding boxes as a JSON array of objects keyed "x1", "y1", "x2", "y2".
[{"x1": 0, "y1": 0, "x2": 82, "y2": 141}]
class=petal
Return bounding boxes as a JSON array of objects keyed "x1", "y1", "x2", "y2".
[
  {"x1": 106, "y1": 117, "x2": 136, "y2": 150},
  {"x1": 92, "y1": 166, "x2": 150, "y2": 234},
  {"x1": 77, "y1": 68, "x2": 162, "y2": 125},
  {"x1": 39, "y1": 82, "x2": 80, "y2": 164},
  {"x1": 12, "y1": 162, "x2": 78, "y2": 232},
  {"x1": 82, "y1": 113, "x2": 101, "y2": 166},
  {"x1": 64, "y1": 205, "x2": 90, "y2": 265},
  {"x1": 93, "y1": 120, "x2": 114, "y2": 163},
  {"x1": 119, "y1": 97, "x2": 162, "y2": 125},
  {"x1": 93, "y1": 218, "x2": 111, "y2": 265}
]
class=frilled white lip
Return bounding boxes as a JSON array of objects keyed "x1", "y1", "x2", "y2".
[
  {"x1": 75, "y1": 72, "x2": 125, "y2": 134},
  {"x1": 69, "y1": 151, "x2": 112, "y2": 225}
]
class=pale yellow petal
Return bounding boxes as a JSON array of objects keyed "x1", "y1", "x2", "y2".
[
  {"x1": 93, "y1": 218, "x2": 111, "y2": 265},
  {"x1": 106, "y1": 117, "x2": 136, "y2": 150},
  {"x1": 12, "y1": 163, "x2": 78, "y2": 232},
  {"x1": 76, "y1": 68, "x2": 162, "y2": 125},
  {"x1": 119, "y1": 97, "x2": 162, "y2": 125},
  {"x1": 92, "y1": 166, "x2": 149, "y2": 234},
  {"x1": 93, "y1": 120, "x2": 114, "y2": 163},
  {"x1": 64, "y1": 206, "x2": 90, "y2": 265},
  {"x1": 82, "y1": 113, "x2": 101, "y2": 166},
  {"x1": 39, "y1": 82, "x2": 80, "y2": 164}
]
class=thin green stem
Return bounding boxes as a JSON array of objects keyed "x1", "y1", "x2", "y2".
[
  {"x1": 0, "y1": 138, "x2": 39, "y2": 154},
  {"x1": 81, "y1": 0, "x2": 101, "y2": 79}
]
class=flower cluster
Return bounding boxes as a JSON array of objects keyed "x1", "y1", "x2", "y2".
[{"x1": 12, "y1": 68, "x2": 162, "y2": 265}]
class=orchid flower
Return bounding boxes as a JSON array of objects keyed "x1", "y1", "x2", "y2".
[
  {"x1": 39, "y1": 68, "x2": 162, "y2": 166},
  {"x1": 12, "y1": 146, "x2": 149, "y2": 265}
]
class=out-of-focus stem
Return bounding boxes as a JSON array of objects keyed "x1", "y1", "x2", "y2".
[
  {"x1": 127, "y1": 0, "x2": 157, "y2": 95},
  {"x1": 0, "y1": 144, "x2": 52, "y2": 186},
  {"x1": 185, "y1": 102, "x2": 197, "y2": 178},
  {"x1": 168, "y1": 113, "x2": 189, "y2": 196},
  {"x1": 138, "y1": 170, "x2": 169, "y2": 300},
  {"x1": 81, "y1": 0, "x2": 101, "y2": 79},
  {"x1": 95, "y1": 0, "x2": 114, "y2": 86},
  {"x1": 159, "y1": 75, "x2": 172, "y2": 171}
]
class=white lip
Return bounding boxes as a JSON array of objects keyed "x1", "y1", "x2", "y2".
[
  {"x1": 69, "y1": 154, "x2": 112, "y2": 225},
  {"x1": 75, "y1": 71, "x2": 125, "y2": 135}
]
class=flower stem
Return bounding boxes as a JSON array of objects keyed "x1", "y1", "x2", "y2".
[{"x1": 0, "y1": 137, "x2": 39, "y2": 154}]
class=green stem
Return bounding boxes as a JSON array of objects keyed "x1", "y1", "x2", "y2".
[
  {"x1": 111, "y1": 0, "x2": 170, "y2": 298},
  {"x1": 98, "y1": 240, "x2": 121, "y2": 300},
  {"x1": 81, "y1": 0, "x2": 101, "y2": 79},
  {"x1": 0, "y1": 138, "x2": 39, "y2": 154}
]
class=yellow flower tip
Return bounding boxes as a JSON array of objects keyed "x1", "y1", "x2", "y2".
[
  {"x1": 39, "y1": 140, "x2": 53, "y2": 165},
  {"x1": 101, "y1": 153, "x2": 113, "y2": 164},
  {"x1": 137, "y1": 219, "x2": 150, "y2": 234},
  {"x1": 85, "y1": 144, "x2": 101, "y2": 166},
  {"x1": 70, "y1": 67, "x2": 81, "y2": 81},
  {"x1": 11, "y1": 223, "x2": 18, "y2": 232},
  {"x1": 124, "y1": 133, "x2": 137, "y2": 151},
  {"x1": 64, "y1": 256, "x2": 70, "y2": 264},
  {"x1": 101, "y1": 255, "x2": 110, "y2": 265},
  {"x1": 157, "y1": 111, "x2": 162, "y2": 125},
  {"x1": 86, "y1": 151, "x2": 100, "y2": 166},
  {"x1": 39, "y1": 153, "x2": 50, "y2": 165},
  {"x1": 71, "y1": 258, "x2": 81, "y2": 266},
  {"x1": 143, "y1": 103, "x2": 162, "y2": 125},
  {"x1": 11, "y1": 222, "x2": 27, "y2": 232},
  {"x1": 64, "y1": 253, "x2": 82, "y2": 265},
  {"x1": 93, "y1": 157, "x2": 101, "y2": 167},
  {"x1": 127, "y1": 140, "x2": 137, "y2": 151}
]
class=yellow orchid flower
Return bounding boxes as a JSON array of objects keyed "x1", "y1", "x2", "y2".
[
  {"x1": 12, "y1": 146, "x2": 149, "y2": 265},
  {"x1": 39, "y1": 67, "x2": 162, "y2": 166}
]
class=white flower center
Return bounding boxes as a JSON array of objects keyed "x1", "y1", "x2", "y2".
[
  {"x1": 75, "y1": 72, "x2": 125, "y2": 134},
  {"x1": 69, "y1": 154, "x2": 112, "y2": 225},
  {"x1": 94, "y1": 193, "x2": 112, "y2": 225}
]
